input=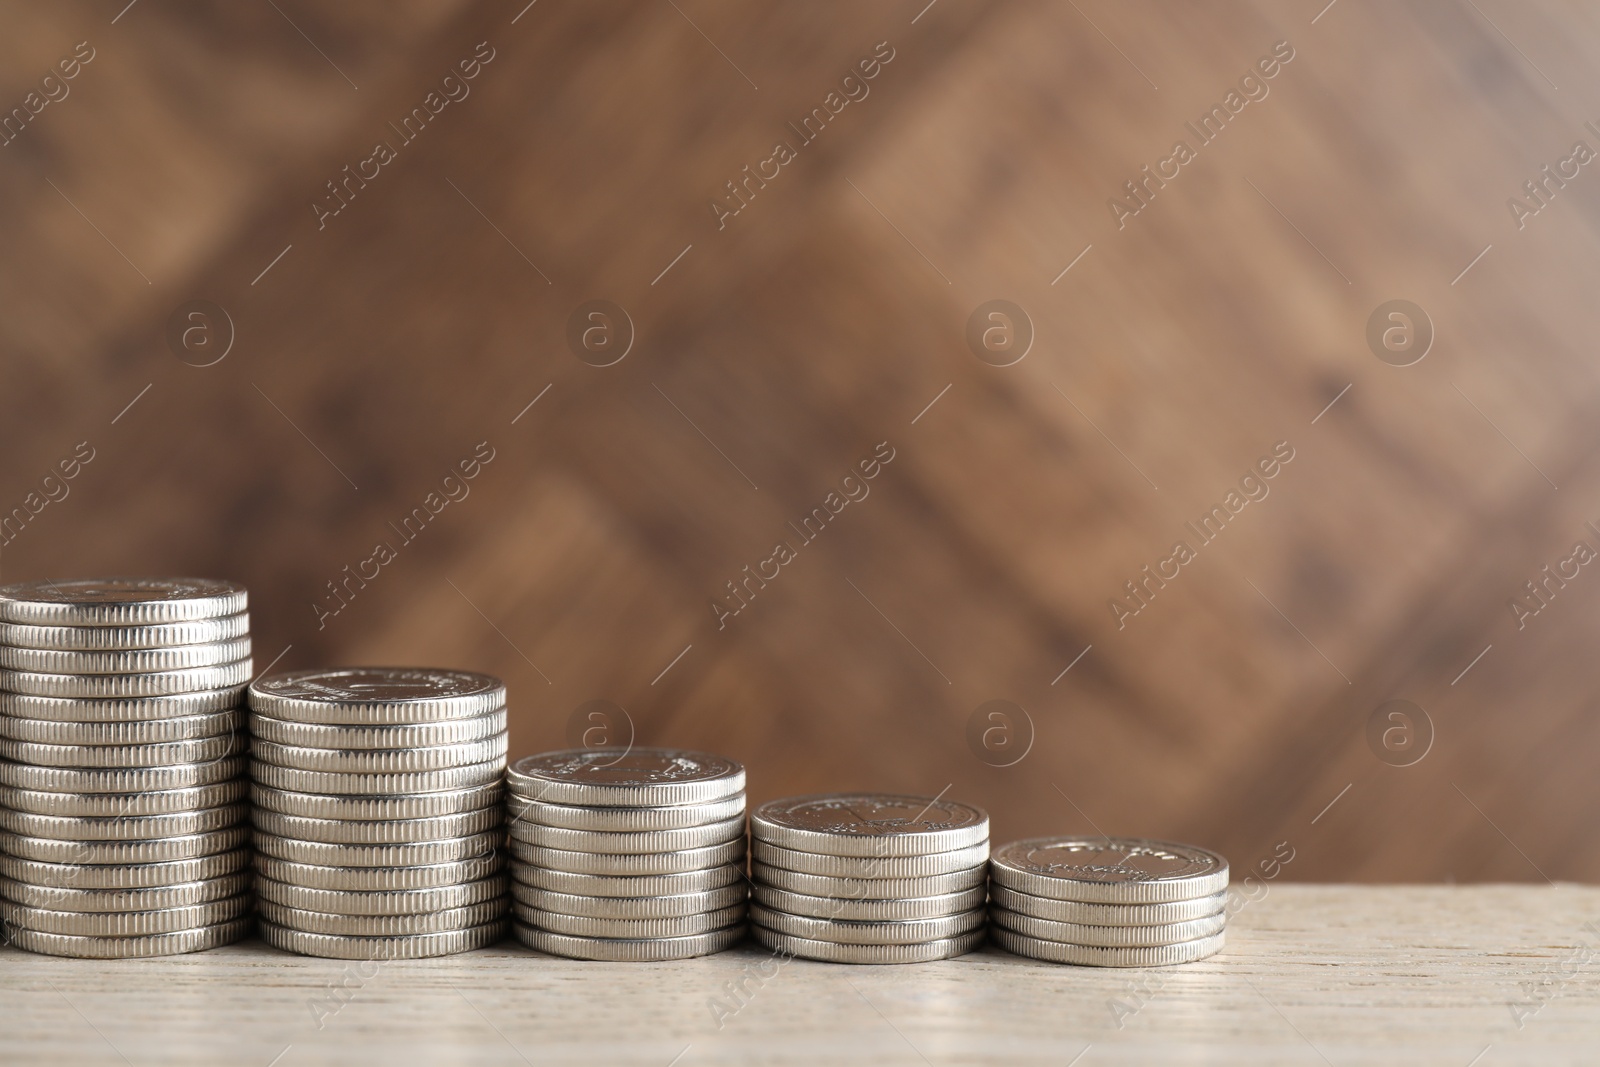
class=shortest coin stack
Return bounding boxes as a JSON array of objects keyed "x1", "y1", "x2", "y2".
[
  {"x1": 749, "y1": 793, "x2": 990, "y2": 964},
  {"x1": 248, "y1": 668, "x2": 511, "y2": 960},
  {"x1": 506, "y1": 748, "x2": 747, "y2": 961},
  {"x1": 988, "y1": 836, "x2": 1229, "y2": 966}
]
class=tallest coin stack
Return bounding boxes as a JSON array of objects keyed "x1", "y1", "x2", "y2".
[{"x1": 0, "y1": 578, "x2": 254, "y2": 958}]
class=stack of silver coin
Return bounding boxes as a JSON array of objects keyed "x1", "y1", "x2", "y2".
[
  {"x1": 248, "y1": 667, "x2": 510, "y2": 960},
  {"x1": 749, "y1": 793, "x2": 989, "y2": 964},
  {"x1": 0, "y1": 577, "x2": 253, "y2": 958},
  {"x1": 989, "y1": 836, "x2": 1229, "y2": 966},
  {"x1": 506, "y1": 747, "x2": 747, "y2": 961}
]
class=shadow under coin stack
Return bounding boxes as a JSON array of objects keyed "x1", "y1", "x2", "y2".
[
  {"x1": 0, "y1": 578, "x2": 253, "y2": 958},
  {"x1": 506, "y1": 748, "x2": 747, "y2": 961},
  {"x1": 988, "y1": 836, "x2": 1229, "y2": 966},
  {"x1": 750, "y1": 793, "x2": 989, "y2": 964},
  {"x1": 247, "y1": 668, "x2": 510, "y2": 959}
]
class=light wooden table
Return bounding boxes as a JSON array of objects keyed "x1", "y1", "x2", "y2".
[{"x1": 3, "y1": 886, "x2": 1598, "y2": 1066}]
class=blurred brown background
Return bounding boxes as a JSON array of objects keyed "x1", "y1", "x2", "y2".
[{"x1": 2, "y1": 0, "x2": 1598, "y2": 883}]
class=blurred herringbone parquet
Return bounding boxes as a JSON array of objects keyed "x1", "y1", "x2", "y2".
[{"x1": 3, "y1": 0, "x2": 1600, "y2": 882}]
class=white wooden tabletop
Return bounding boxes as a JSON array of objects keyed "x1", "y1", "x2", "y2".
[{"x1": 3, "y1": 885, "x2": 1598, "y2": 1066}]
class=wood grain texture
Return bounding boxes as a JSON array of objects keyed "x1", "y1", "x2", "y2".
[
  {"x1": 3, "y1": 887, "x2": 1599, "y2": 1065},
  {"x1": 3, "y1": 1, "x2": 1600, "y2": 881}
]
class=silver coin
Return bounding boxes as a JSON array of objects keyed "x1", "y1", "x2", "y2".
[
  {"x1": 1, "y1": 892, "x2": 251, "y2": 937},
  {"x1": 255, "y1": 873, "x2": 508, "y2": 916},
  {"x1": 992, "y1": 926, "x2": 1226, "y2": 966},
  {"x1": 514, "y1": 922, "x2": 743, "y2": 961},
  {"x1": 0, "y1": 732, "x2": 243, "y2": 769},
  {"x1": 749, "y1": 902, "x2": 984, "y2": 945},
  {"x1": 249, "y1": 668, "x2": 506, "y2": 724},
  {"x1": 249, "y1": 709, "x2": 506, "y2": 749},
  {"x1": 0, "y1": 848, "x2": 250, "y2": 889},
  {"x1": 253, "y1": 830, "x2": 501, "y2": 868},
  {"x1": 260, "y1": 897, "x2": 508, "y2": 937},
  {"x1": 989, "y1": 885, "x2": 1228, "y2": 925},
  {"x1": 512, "y1": 864, "x2": 744, "y2": 898},
  {"x1": 258, "y1": 916, "x2": 507, "y2": 959},
  {"x1": 0, "y1": 755, "x2": 245, "y2": 794},
  {"x1": 990, "y1": 906, "x2": 1226, "y2": 947},
  {"x1": 0, "y1": 825, "x2": 248, "y2": 865},
  {"x1": 0, "y1": 709, "x2": 244, "y2": 745},
  {"x1": 511, "y1": 837, "x2": 744, "y2": 876},
  {"x1": 0, "y1": 578, "x2": 247, "y2": 626},
  {"x1": 0, "y1": 658, "x2": 252, "y2": 698},
  {"x1": 0, "y1": 636, "x2": 251, "y2": 675},
  {"x1": 749, "y1": 925, "x2": 984, "y2": 964},
  {"x1": 512, "y1": 883, "x2": 746, "y2": 919},
  {"x1": 753, "y1": 840, "x2": 988, "y2": 879},
  {"x1": 0, "y1": 780, "x2": 245, "y2": 818},
  {"x1": 507, "y1": 793, "x2": 745, "y2": 832},
  {"x1": 752, "y1": 794, "x2": 988, "y2": 857},
  {"x1": 251, "y1": 782, "x2": 501, "y2": 822},
  {"x1": 0, "y1": 613, "x2": 250, "y2": 651},
  {"x1": 5, "y1": 917, "x2": 252, "y2": 958},
  {"x1": 0, "y1": 802, "x2": 248, "y2": 841},
  {"x1": 505, "y1": 748, "x2": 744, "y2": 807},
  {"x1": 507, "y1": 813, "x2": 744, "y2": 854},
  {"x1": 249, "y1": 757, "x2": 504, "y2": 796},
  {"x1": 0, "y1": 871, "x2": 250, "y2": 912},
  {"x1": 0, "y1": 687, "x2": 245, "y2": 722},
  {"x1": 255, "y1": 854, "x2": 502, "y2": 892},
  {"x1": 253, "y1": 807, "x2": 501, "y2": 845},
  {"x1": 752, "y1": 862, "x2": 987, "y2": 900},
  {"x1": 517, "y1": 901, "x2": 744, "y2": 939},
  {"x1": 251, "y1": 733, "x2": 507, "y2": 774},
  {"x1": 990, "y1": 837, "x2": 1229, "y2": 904},
  {"x1": 755, "y1": 885, "x2": 985, "y2": 922}
]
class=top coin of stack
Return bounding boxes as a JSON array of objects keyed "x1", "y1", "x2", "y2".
[
  {"x1": 749, "y1": 793, "x2": 989, "y2": 964},
  {"x1": 0, "y1": 578, "x2": 253, "y2": 959},
  {"x1": 506, "y1": 747, "x2": 748, "y2": 961},
  {"x1": 988, "y1": 836, "x2": 1229, "y2": 966},
  {"x1": 248, "y1": 668, "x2": 510, "y2": 960}
]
